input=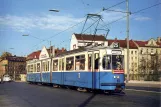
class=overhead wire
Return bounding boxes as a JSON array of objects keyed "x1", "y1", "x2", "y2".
[{"x1": 28, "y1": 0, "x2": 129, "y2": 54}]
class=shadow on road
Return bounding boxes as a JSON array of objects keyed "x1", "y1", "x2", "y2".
[{"x1": 78, "y1": 93, "x2": 96, "y2": 107}]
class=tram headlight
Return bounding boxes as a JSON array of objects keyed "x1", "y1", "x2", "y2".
[
  {"x1": 114, "y1": 75, "x2": 120, "y2": 78},
  {"x1": 117, "y1": 76, "x2": 120, "y2": 79}
]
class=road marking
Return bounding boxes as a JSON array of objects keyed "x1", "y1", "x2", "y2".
[{"x1": 126, "y1": 89, "x2": 161, "y2": 94}]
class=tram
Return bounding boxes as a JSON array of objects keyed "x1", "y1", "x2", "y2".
[{"x1": 27, "y1": 44, "x2": 125, "y2": 93}]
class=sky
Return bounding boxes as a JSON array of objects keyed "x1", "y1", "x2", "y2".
[{"x1": 0, "y1": 0, "x2": 161, "y2": 56}]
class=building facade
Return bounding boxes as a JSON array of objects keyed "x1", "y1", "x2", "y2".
[
  {"x1": 70, "y1": 33, "x2": 108, "y2": 50},
  {"x1": 0, "y1": 56, "x2": 26, "y2": 80},
  {"x1": 108, "y1": 37, "x2": 161, "y2": 80}
]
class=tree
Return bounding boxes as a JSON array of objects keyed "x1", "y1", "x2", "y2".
[
  {"x1": 0, "y1": 52, "x2": 12, "y2": 60},
  {"x1": 139, "y1": 53, "x2": 161, "y2": 81}
]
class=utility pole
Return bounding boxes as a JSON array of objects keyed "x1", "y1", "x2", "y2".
[
  {"x1": 50, "y1": 41, "x2": 52, "y2": 57},
  {"x1": 126, "y1": 0, "x2": 130, "y2": 82}
]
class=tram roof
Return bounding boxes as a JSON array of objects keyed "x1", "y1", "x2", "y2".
[{"x1": 55, "y1": 45, "x2": 119, "y2": 57}]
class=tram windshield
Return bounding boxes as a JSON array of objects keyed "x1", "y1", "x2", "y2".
[
  {"x1": 112, "y1": 55, "x2": 123, "y2": 70},
  {"x1": 102, "y1": 55, "x2": 111, "y2": 70}
]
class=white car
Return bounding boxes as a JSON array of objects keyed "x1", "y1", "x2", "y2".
[{"x1": 3, "y1": 75, "x2": 11, "y2": 82}]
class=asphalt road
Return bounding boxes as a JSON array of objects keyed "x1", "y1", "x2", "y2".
[{"x1": 0, "y1": 82, "x2": 160, "y2": 107}]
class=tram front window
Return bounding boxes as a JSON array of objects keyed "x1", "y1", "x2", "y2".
[
  {"x1": 112, "y1": 55, "x2": 123, "y2": 70},
  {"x1": 102, "y1": 55, "x2": 111, "y2": 70}
]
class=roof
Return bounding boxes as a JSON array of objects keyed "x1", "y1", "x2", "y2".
[
  {"x1": 27, "y1": 47, "x2": 67, "y2": 60},
  {"x1": 156, "y1": 42, "x2": 161, "y2": 47},
  {"x1": 27, "y1": 50, "x2": 41, "y2": 60},
  {"x1": 134, "y1": 40, "x2": 161, "y2": 47},
  {"x1": 133, "y1": 40, "x2": 148, "y2": 47},
  {"x1": 6, "y1": 56, "x2": 26, "y2": 62},
  {"x1": 107, "y1": 39, "x2": 138, "y2": 49},
  {"x1": 74, "y1": 33, "x2": 107, "y2": 41}
]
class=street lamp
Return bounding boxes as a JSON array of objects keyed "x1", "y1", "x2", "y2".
[{"x1": 49, "y1": 9, "x2": 59, "y2": 12}]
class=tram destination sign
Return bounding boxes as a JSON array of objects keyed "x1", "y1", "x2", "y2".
[{"x1": 111, "y1": 50, "x2": 122, "y2": 54}]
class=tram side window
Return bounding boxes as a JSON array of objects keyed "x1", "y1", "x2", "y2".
[
  {"x1": 102, "y1": 55, "x2": 111, "y2": 70},
  {"x1": 42, "y1": 62, "x2": 45, "y2": 71},
  {"x1": 62, "y1": 58, "x2": 64, "y2": 70},
  {"x1": 27, "y1": 65, "x2": 30, "y2": 73},
  {"x1": 66, "y1": 57, "x2": 74, "y2": 71},
  {"x1": 88, "y1": 54, "x2": 92, "y2": 70},
  {"x1": 112, "y1": 55, "x2": 123, "y2": 70},
  {"x1": 47, "y1": 61, "x2": 50, "y2": 71},
  {"x1": 95, "y1": 53, "x2": 99, "y2": 69},
  {"x1": 37, "y1": 63, "x2": 40, "y2": 72},
  {"x1": 59, "y1": 59, "x2": 62, "y2": 71},
  {"x1": 53, "y1": 60, "x2": 58, "y2": 71},
  {"x1": 34, "y1": 64, "x2": 36, "y2": 72},
  {"x1": 75, "y1": 55, "x2": 85, "y2": 70},
  {"x1": 30, "y1": 65, "x2": 33, "y2": 72}
]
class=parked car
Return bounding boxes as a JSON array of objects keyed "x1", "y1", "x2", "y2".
[{"x1": 3, "y1": 75, "x2": 12, "y2": 82}]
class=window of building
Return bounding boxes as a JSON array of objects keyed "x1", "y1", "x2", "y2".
[
  {"x1": 131, "y1": 51, "x2": 133, "y2": 54},
  {"x1": 66, "y1": 57, "x2": 74, "y2": 71},
  {"x1": 102, "y1": 55, "x2": 111, "y2": 70},
  {"x1": 135, "y1": 51, "x2": 137, "y2": 54},
  {"x1": 151, "y1": 49, "x2": 154, "y2": 53},
  {"x1": 75, "y1": 55, "x2": 85, "y2": 70},
  {"x1": 53, "y1": 60, "x2": 58, "y2": 71},
  {"x1": 73, "y1": 44, "x2": 76, "y2": 49},
  {"x1": 140, "y1": 49, "x2": 143, "y2": 54}
]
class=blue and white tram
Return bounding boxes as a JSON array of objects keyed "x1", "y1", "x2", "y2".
[{"x1": 27, "y1": 46, "x2": 125, "y2": 92}]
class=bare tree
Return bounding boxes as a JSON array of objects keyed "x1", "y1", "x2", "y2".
[
  {"x1": 0, "y1": 52, "x2": 12, "y2": 60},
  {"x1": 139, "y1": 53, "x2": 161, "y2": 81}
]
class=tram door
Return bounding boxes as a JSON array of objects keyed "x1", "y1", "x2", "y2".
[{"x1": 88, "y1": 51, "x2": 100, "y2": 89}]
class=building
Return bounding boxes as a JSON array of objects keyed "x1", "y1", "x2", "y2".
[
  {"x1": 0, "y1": 56, "x2": 26, "y2": 80},
  {"x1": 70, "y1": 33, "x2": 108, "y2": 50},
  {"x1": 133, "y1": 38, "x2": 161, "y2": 74},
  {"x1": 108, "y1": 37, "x2": 161, "y2": 80},
  {"x1": 26, "y1": 46, "x2": 66, "y2": 73}
]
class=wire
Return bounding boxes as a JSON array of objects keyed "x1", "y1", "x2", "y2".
[
  {"x1": 103, "y1": 0, "x2": 126, "y2": 10},
  {"x1": 28, "y1": 0, "x2": 128, "y2": 54},
  {"x1": 132, "y1": 2, "x2": 161, "y2": 14}
]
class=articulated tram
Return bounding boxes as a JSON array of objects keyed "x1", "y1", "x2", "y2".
[{"x1": 27, "y1": 45, "x2": 125, "y2": 93}]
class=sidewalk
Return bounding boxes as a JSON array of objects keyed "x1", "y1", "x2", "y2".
[{"x1": 126, "y1": 80, "x2": 161, "y2": 88}]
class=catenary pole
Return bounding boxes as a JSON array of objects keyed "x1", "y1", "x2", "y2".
[{"x1": 126, "y1": 0, "x2": 130, "y2": 82}]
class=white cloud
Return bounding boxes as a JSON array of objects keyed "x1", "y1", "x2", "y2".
[
  {"x1": 134, "y1": 16, "x2": 151, "y2": 21},
  {"x1": 0, "y1": 11, "x2": 151, "y2": 33},
  {"x1": 0, "y1": 14, "x2": 84, "y2": 32}
]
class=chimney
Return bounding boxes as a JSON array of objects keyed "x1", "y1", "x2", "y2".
[
  {"x1": 62, "y1": 47, "x2": 65, "y2": 52},
  {"x1": 157, "y1": 37, "x2": 161, "y2": 43}
]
